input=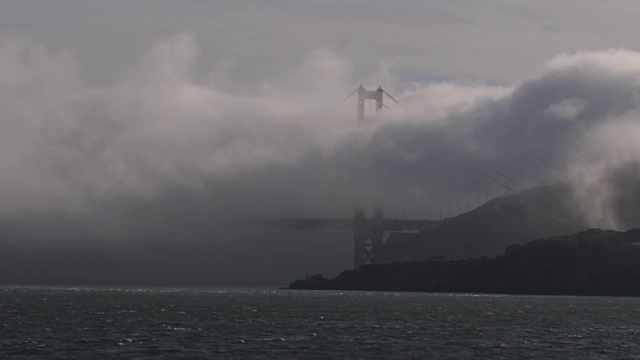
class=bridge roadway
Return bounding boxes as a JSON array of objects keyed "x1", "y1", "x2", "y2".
[
  {"x1": 263, "y1": 218, "x2": 441, "y2": 231},
  {"x1": 261, "y1": 215, "x2": 443, "y2": 268}
]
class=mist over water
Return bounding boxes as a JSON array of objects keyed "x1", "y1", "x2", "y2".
[{"x1": 3, "y1": 34, "x2": 640, "y2": 283}]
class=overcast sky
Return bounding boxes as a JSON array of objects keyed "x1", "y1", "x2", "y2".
[
  {"x1": 2, "y1": 0, "x2": 640, "y2": 85},
  {"x1": 3, "y1": 1, "x2": 640, "y2": 285}
]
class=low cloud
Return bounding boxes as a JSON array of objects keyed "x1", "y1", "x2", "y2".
[{"x1": 3, "y1": 35, "x2": 640, "y2": 283}]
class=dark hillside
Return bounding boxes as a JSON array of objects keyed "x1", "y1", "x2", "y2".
[
  {"x1": 290, "y1": 228, "x2": 640, "y2": 296},
  {"x1": 382, "y1": 184, "x2": 588, "y2": 261}
]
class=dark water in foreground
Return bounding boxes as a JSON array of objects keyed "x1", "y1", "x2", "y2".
[{"x1": 2, "y1": 287, "x2": 640, "y2": 359}]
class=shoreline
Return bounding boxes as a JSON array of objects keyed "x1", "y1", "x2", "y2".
[{"x1": 287, "y1": 228, "x2": 640, "y2": 297}]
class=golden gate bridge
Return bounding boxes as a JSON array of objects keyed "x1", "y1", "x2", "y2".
[{"x1": 262, "y1": 85, "x2": 524, "y2": 269}]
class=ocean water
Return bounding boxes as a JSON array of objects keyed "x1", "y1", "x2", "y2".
[{"x1": 2, "y1": 286, "x2": 640, "y2": 359}]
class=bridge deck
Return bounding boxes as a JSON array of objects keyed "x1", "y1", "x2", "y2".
[{"x1": 262, "y1": 218, "x2": 442, "y2": 231}]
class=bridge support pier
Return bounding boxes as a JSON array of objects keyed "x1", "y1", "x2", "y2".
[{"x1": 353, "y1": 207, "x2": 384, "y2": 269}]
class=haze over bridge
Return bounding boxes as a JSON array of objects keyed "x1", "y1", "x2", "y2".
[
  {"x1": 264, "y1": 86, "x2": 527, "y2": 269},
  {"x1": 264, "y1": 208, "x2": 442, "y2": 269}
]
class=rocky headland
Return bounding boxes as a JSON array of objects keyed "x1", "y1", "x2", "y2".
[{"x1": 289, "y1": 228, "x2": 640, "y2": 296}]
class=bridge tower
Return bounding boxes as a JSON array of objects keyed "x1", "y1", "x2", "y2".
[
  {"x1": 353, "y1": 207, "x2": 385, "y2": 269},
  {"x1": 357, "y1": 85, "x2": 383, "y2": 126},
  {"x1": 343, "y1": 85, "x2": 398, "y2": 267},
  {"x1": 342, "y1": 85, "x2": 398, "y2": 126}
]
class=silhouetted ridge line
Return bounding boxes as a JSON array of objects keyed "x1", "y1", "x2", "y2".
[{"x1": 289, "y1": 228, "x2": 640, "y2": 296}]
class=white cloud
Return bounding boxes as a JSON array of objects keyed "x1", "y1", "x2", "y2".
[
  {"x1": 2, "y1": 34, "x2": 640, "y2": 235},
  {"x1": 546, "y1": 98, "x2": 586, "y2": 120}
]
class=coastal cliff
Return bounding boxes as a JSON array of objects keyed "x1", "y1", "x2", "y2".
[{"x1": 289, "y1": 228, "x2": 640, "y2": 296}]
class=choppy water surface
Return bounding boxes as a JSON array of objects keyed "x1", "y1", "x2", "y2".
[{"x1": 2, "y1": 286, "x2": 640, "y2": 359}]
